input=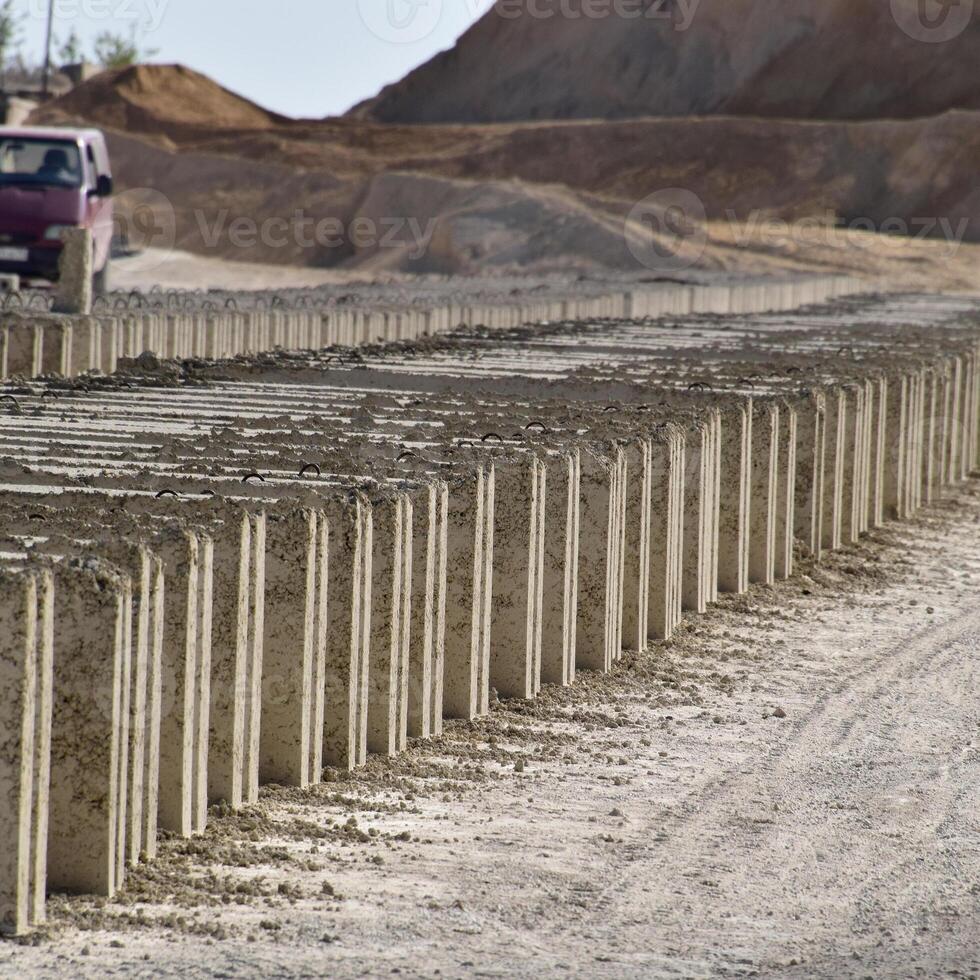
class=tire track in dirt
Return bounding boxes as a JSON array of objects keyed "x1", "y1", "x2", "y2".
[{"x1": 602, "y1": 554, "x2": 980, "y2": 977}]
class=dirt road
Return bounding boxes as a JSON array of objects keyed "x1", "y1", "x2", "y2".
[
  {"x1": 5, "y1": 489, "x2": 980, "y2": 979},
  {"x1": 110, "y1": 248, "x2": 359, "y2": 292}
]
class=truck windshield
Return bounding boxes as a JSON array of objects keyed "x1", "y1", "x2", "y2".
[{"x1": 0, "y1": 138, "x2": 83, "y2": 189}]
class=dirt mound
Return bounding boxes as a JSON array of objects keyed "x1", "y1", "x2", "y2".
[
  {"x1": 32, "y1": 64, "x2": 289, "y2": 141},
  {"x1": 351, "y1": 0, "x2": 980, "y2": 124},
  {"x1": 29, "y1": 63, "x2": 980, "y2": 285},
  {"x1": 398, "y1": 111, "x2": 980, "y2": 235},
  {"x1": 96, "y1": 98, "x2": 980, "y2": 242},
  {"x1": 99, "y1": 133, "x2": 690, "y2": 275},
  {"x1": 96, "y1": 124, "x2": 980, "y2": 290},
  {"x1": 338, "y1": 171, "x2": 664, "y2": 274}
]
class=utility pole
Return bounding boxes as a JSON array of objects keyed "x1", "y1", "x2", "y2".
[{"x1": 41, "y1": 0, "x2": 54, "y2": 96}]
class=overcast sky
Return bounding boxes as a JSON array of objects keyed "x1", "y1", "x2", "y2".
[{"x1": 18, "y1": 0, "x2": 487, "y2": 117}]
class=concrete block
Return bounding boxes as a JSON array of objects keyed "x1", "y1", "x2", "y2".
[
  {"x1": 648, "y1": 427, "x2": 685, "y2": 640},
  {"x1": 707, "y1": 410, "x2": 721, "y2": 603},
  {"x1": 622, "y1": 439, "x2": 651, "y2": 652},
  {"x1": 4, "y1": 323, "x2": 42, "y2": 378},
  {"x1": 2, "y1": 514, "x2": 187, "y2": 864},
  {"x1": 614, "y1": 444, "x2": 628, "y2": 659},
  {"x1": 922, "y1": 370, "x2": 939, "y2": 506},
  {"x1": 68, "y1": 317, "x2": 102, "y2": 376},
  {"x1": 48, "y1": 563, "x2": 128, "y2": 897},
  {"x1": 367, "y1": 495, "x2": 413, "y2": 756},
  {"x1": 98, "y1": 565, "x2": 134, "y2": 893},
  {"x1": 884, "y1": 374, "x2": 910, "y2": 521},
  {"x1": 905, "y1": 371, "x2": 924, "y2": 515},
  {"x1": 682, "y1": 420, "x2": 711, "y2": 614},
  {"x1": 540, "y1": 450, "x2": 579, "y2": 688},
  {"x1": 39, "y1": 321, "x2": 71, "y2": 377},
  {"x1": 960, "y1": 355, "x2": 972, "y2": 477},
  {"x1": 208, "y1": 512, "x2": 265, "y2": 808},
  {"x1": 934, "y1": 367, "x2": 953, "y2": 496},
  {"x1": 945, "y1": 359, "x2": 961, "y2": 487},
  {"x1": 868, "y1": 378, "x2": 888, "y2": 528},
  {"x1": 490, "y1": 456, "x2": 546, "y2": 700},
  {"x1": 774, "y1": 402, "x2": 798, "y2": 579},
  {"x1": 52, "y1": 229, "x2": 93, "y2": 316},
  {"x1": 821, "y1": 389, "x2": 846, "y2": 551},
  {"x1": 407, "y1": 482, "x2": 448, "y2": 740},
  {"x1": 156, "y1": 529, "x2": 212, "y2": 837},
  {"x1": 394, "y1": 494, "x2": 415, "y2": 753},
  {"x1": 310, "y1": 513, "x2": 329, "y2": 776},
  {"x1": 141, "y1": 553, "x2": 165, "y2": 860},
  {"x1": 443, "y1": 465, "x2": 494, "y2": 720},
  {"x1": 576, "y1": 448, "x2": 624, "y2": 672},
  {"x1": 100, "y1": 317, "x2": 119, "y2": 375},
  {"x1": 0, "y1": 568, "x2": 53, "y2": 935},
  {"x1": 322, "y1": 494, "x2": 372, "y2": 770},
  {"x1": 854, "y1": 379, "x2": 872, "y2": 535},
  {"x1": 955, "y1": 356, "x2": 971, "y2": 481},
  {"x1": 260, "y1": 509, "x2": 328, "y2": 788},
  {"x1": 749, "y1": 402, "x2": 779, "y2": 585},
  {"x1": 969, "y1": 349, "x2": 980, "y2": 474},
  {"x1": 101, "y1": 542, "x2": 163, "y2": 870},
  {"x1": 718, "y1": 402, "x2": 752, "y2": 592},
  {"x1": 839, "y1": 385, "x2": 864, "y2": 546}
]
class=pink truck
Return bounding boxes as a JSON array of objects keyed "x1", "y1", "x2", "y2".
[{"x1": 0, "y1": 126, "x2": 114, "y2": 293}]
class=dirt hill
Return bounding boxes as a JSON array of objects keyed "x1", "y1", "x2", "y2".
[
  {"x1": 352, "y1": 0, "x2": 980, "y2": 124},
  {"x1": 29, "y1": 64, "x2": 980, "y2": 286},
  {"x1": 41, "y1": 64, "x2": 291, "y2": 141}
]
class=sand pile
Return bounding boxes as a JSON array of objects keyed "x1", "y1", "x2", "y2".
[
  {"x1": 29, "y1": 60, "x2": 980, "y2": 280},
  {"x1": 36, "y1": 64, "x2": 290, "y2": 143},
  {"x1": 352, "y1": 0, "x2": 980, "y2": 124}
]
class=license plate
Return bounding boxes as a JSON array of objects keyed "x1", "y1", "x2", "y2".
[{"x1": 0, "y1": 246, "x2": 28, "y2": 262}]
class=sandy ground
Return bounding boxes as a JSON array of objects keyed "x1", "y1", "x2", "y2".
[
  {"x1": 4, "y1": 485, "x2": 980, "y2": 978},
  {"x1": 110, "y1": 249, "x2": 367, "y2": 293},
  {"x1": 108, "y1": 239, "x2": 980, "y2": 299}
]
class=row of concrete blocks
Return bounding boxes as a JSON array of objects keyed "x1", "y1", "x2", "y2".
[
  {"x1": 0, "y1": 276, "x2": 864, "y2": 380},
  {"x1": 1, "y1": 349, "x2": 975, "y2": 935}
]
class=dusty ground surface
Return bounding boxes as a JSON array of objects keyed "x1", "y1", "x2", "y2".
[
  {"x1": 4, "y1": 485, "x2": 980, "y2": 979},
  {"x1": 109, "y1": 248, "x2": 369, "y2": 292},
  {"x1": 107, "y1": 242, "x2": 980, "y2": 297},
  {"x1": 106, "y1": 248, "x2": 670, "y2": 296}
]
